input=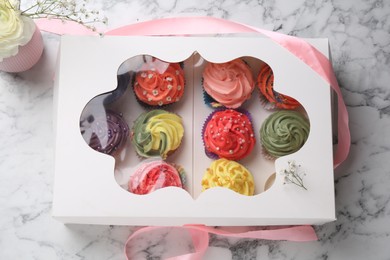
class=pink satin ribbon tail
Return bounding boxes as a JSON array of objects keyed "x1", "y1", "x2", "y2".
[{"x1": 124, "y1": 225, "x2": 317, "y2": 260}]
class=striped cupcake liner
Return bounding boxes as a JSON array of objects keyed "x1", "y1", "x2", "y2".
[{"x1": 0, "y1": 26, "x2": 44, "y2": 73}]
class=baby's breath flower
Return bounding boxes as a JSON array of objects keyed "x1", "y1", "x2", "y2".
[
  {"x1": 9, "y1": 0, "x2": 108, "y2": 33},
  {"x1": 280, "y1": 160, "x2": 307, "y2": 190}
]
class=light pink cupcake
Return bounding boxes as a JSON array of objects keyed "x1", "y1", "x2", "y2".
[
  {"x1": 202, "y1": 58, "x2": 254, "y2": 108},
  {"x1": 128, "y1": 160, "x2": 186, "y2": 195}
]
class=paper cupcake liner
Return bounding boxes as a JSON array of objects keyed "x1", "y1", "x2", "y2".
[
  {"x1": 260, "y1": 145, "x2": 278, "y2": 161},
  {"x1": 0, "y1": 26, "x2": 44, "y2": 73},
  {"x1": 171, "y1": 162, "x2": 187, "y2": 189},
  {"x1": 259, "y1": 93, "x2": 278, "y2": 110},
  {"x1": 201, "y1": 78, "x2": 224, "y2": 108}
]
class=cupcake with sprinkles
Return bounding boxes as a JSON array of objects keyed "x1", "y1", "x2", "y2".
[
  {"x1": 80, "y1": 109, "x2": 129, "y2": 156},
  {"x1": 257, "y1": 64, "x2": 300, "y2": 110},
  {"x1": 133, "y1": 57, "x2": 185, "y2": 107},
  {"x1": 131, "y1": 110, "x2": 184, "y2": 159},
  {"x1": 202, "y1": 58, "x2": 254, "y2": 108},
  {"x1": 201, "y1": 159, "x2": 255, "y2": 196},
  {"x1": 260, "y1": 110, "x2": 310, "y2": 159},
  {"x1": 128, "y1": 160, "x2": 186, "y2": 195},
  {"x1": 202, "y1": 109, "x2": 255, "y2": 161}
]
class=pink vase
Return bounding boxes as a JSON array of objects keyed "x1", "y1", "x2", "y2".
[{"x1": 0, "y1": 25, "x2": 44, "y2": 73}]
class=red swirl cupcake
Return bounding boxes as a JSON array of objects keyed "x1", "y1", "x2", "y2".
[
  {"x1": 202, "y1": 109, "x2": 256, "y2": 161},
  {"x1": 133, "y1": 58, "x2": 185, "y2": 107},
  {"x1": 128, "y1": 160, "x2": 185, "y2": 195},
  {"x1": 257, "y1": 64, "x2": 300, "y2": 110}
]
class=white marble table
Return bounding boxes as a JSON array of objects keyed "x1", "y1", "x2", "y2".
[{"x1": 1, "y1": 0, "x2": 390, "y2": 259}]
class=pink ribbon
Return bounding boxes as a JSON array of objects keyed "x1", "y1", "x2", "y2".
[
  {"x1": 125, "y1": 225, "x2": 317, "y2": 260},
  {"x1": 35, "y1": 18, "x2": 97, "y2": 35},
  {"x1": 36, "y1": 16, "x2": 351, "y2": 259}
]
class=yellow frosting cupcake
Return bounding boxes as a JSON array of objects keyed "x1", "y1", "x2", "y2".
[
  {"x1": 132, "y1": 110, "x2": 184, "y2": 159},
  {"x1": 201, "y1": 159, "x2": 255, "y2": 196}
]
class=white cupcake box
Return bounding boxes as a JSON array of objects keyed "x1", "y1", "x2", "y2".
[{"x1": 53, "y1": 35, "x2": 334, "y2": 225}]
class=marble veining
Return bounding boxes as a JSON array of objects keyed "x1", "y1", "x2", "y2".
[{"x1": 1, "y1": 0, "x2": 390, "y2": 259}]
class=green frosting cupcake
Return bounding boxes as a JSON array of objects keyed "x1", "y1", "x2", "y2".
[
  {"x1": 260, "y1": 110, "x2": 310, "y2": 158},
  {"x1": 131, "y1": 110, "x2": 184, "y2": 159}
]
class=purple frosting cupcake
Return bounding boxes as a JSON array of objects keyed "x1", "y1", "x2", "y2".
[{"x1": 80, "y1": 109, "x2": 129, "y2": 155}]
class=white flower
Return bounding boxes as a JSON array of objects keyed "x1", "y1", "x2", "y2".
[
  {"x1": 0, "y1": 1, "x2": 35, "y2": 61},
  {"x1": 280, "y1": 160, "x2": 307, "y2": 190}
]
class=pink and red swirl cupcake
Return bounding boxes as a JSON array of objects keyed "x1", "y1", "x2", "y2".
[
  {"x1": 257, "y1": 64, "x2": 300, "y2": 110},
  {"x1": 202, "y1": 59, "x2": 254, "y2": 108},
  {"x1": 133, "y1": 58, "x2": 185, "y2": 107},
  {"x1": 128, "y1": 160, "x2": 185, "y2": 195},
  {"x1": 80, "y1": 109, "x2": 129, "y2": 156},
  {"x1": 202, "y1": 109, "x2": 256, "y2": 161}
]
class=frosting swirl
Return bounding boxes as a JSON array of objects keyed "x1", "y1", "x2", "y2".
[
  {"x1": 134, "y1": 59, "x2": 185, "y2": 106},
  {"x1": 129, "y1": 160, "x2": 184, "y2": 195},
  {"x1": 260, "y1": 111, "x2": 310, "y2": 158},
  {"x1": 203, "y1": 59, "x2": 254, "y2": 108},
  {"x1": 203, "y1": 109, "x2": 255, "y2": 161},
  {"x1": 132, "y1": 110, "x2": 184, "y2": 159},
  {"x1": 80, "y1": 110, "x2": 129, "y2": 155},
  {"x1": 0, "y1": 2, "x2": 35, "y2": 61},
  {"x1": 257, "y1": 64, "x2": 300, "y2": 109},
  {"x1": 201, "y1": 159, "x2": 255, "y2": 196}
]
